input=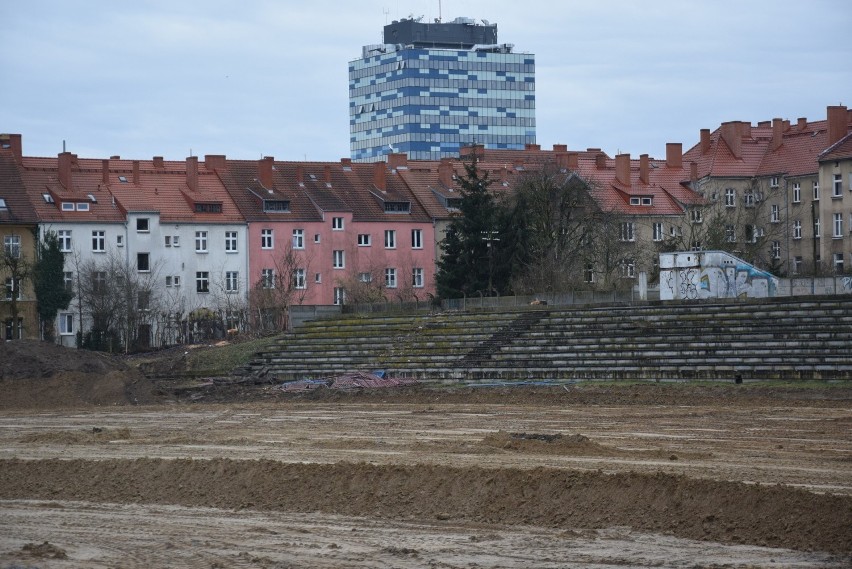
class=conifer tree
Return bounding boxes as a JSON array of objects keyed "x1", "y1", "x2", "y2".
[{"x1": 34, "y1": 230, "x2": 72, "y2": 341}]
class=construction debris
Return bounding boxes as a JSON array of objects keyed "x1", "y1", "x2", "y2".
[{"x1": 279, "y1": 371, "x2": 417, "y2": 392}]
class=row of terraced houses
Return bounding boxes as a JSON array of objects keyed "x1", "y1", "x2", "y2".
[{"x1": 1, "y1": 105, "x2": 851, "y2": 346}]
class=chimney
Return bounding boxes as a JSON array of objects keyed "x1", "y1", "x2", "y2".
[
  {"x1": 666, "y1": 143, "x2": 682, "y2": 169},
  {"x1": 797, "y1": 117, "x2": 808, "y2": 131},
  {"x1": 186, "y1": 156, "x2": 198, "y2": 192},
  {"x1": 595, "y1": 152, "x2": 606, "y2": 170},
  {"x1": 690, "y1": 161, "x2": 698, "y2": 182},
  {"x1": 323, "y1": 165, "x2": 332, "y2": 185},
  {"x1": 554, "y1": 151, "x2": 569, "y2": 171},
  {"x1": 110, "y1": 155, "x2": 120, "y2": 160},
  {"x1": 438, "y1": 158, "x2": 454, "y2": 188},
  {"x1": 568, "y1": 152, "x2": 579, "y2": 171},
  {"x1": 500, "y1": 166, "x2": 509, "y2": 184},
  {"x1": 639, "y1": 154, "x2": 649, "y2": 184},
  {"x1": 373, "y1": 161, "x2": 387, "y2": 191},
  {"x1": 757, "y1": 120, "x2": 770, "y2": 128},
  {"x1": 615, "y1": 153, "x2": 631, "y2": 186},
  {"x1": 700, "y1": 129, "x2": 711, "y2": 154},
  {"x1": 7, "y1": 134, "x2": 22, "y2": 165},
  {"x1": 102, "y1": 159, "x2": 110, "y2": 184},
  {"x1": 58, "y1": 152, "x2": 73, "y2": 189},
  {"x1": 827, "y1": 105, "x2": 848, "y2": 146},
  {"x1": 132, "y1": 160, "x2": 140, "y2": 185},
  {"x1": 737, "y1": 122, "x2": 752, "y2": 139},
  {"x1": 771, "y1": 118, "x2": 784, "y2": 151},
  {"x1": 340, "y1": 158, "x2": 352, "y2": 169},
  {"x1": 258, "y1": 156, "x2": 274, "y2": 188},
  {"x1": 205, "y1": 154, "x2": 226, "y2": 171},
  {"x1": 720, "y1": 122, "x2": 742, "y2": 159},
  {"x1": 552, "y1": 144, "x2": 567, "y2": 152},
  {"x1": 525, "y1": 143, "x2": 541, "y2": 151},
  {"x1": 153, "y1": 156, "x2": 164, "y2": 171},
  {"x1": 388, "y1": 152, "x2": 408, "y2": 170},
  {"x1": 295, "y1": 164, "x2": 304, "y2": 185}
]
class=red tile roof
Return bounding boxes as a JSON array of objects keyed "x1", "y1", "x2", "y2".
[{"x1": 0, "y1": 150, "x2": 39, "y2": 224}]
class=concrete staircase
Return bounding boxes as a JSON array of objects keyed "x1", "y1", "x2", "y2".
[{"x1": 243, "y1": 296, "x2": 852, "y2": 382}]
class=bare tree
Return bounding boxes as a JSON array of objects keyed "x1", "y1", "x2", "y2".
[
  {"x1": 249, "y1": 243, "x2": 313, "y2": 332},
  {"x1": 1, "y1": 232, "x2": 31, "y2": 339}
]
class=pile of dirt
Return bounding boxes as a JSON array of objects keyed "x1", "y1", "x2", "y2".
[
  {"x1": 1, "y1": 457, "x2": 849, "y2": 553},
  {"x1": 20, "y1": 541, "x2": 67, "y2": 560},
  {"x1": 0, "y1": 340, "x2": 160, "y2": 409}
]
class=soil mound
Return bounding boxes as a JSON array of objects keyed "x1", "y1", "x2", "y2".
[{"x1": 0, "y1": 340, "x2": 160, "y2": 409}]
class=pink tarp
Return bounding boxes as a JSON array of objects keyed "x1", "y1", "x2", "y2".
[{"x1": 280, "y1": 372, "x2": 417, "y2": 392}]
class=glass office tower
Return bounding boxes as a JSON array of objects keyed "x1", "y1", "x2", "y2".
[{"x1": 349, "y1": 17, "x2": 536, "y2": 162}]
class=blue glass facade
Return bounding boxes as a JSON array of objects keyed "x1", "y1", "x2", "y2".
[{"x1": 349, "y1": 41, "x2": 536, "y2": 162}]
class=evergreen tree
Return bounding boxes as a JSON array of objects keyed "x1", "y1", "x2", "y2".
[
  {"x1": 436, "y1": 154, "x2": 505, "y2": 298},
  {"x1": 34, "y1": 230, "x2": 72, "y2": 341}
]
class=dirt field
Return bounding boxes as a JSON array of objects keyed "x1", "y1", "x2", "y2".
[{"x1": 0, "y1": 341, "x2": 851, "y2": 567}]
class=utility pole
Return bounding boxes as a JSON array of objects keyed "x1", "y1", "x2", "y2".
[{"x1": 482, "y1": 229, "x2": 500, "y2": 296}]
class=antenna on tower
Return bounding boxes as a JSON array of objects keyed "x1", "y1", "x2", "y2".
[
  {"x1": 383, "y1": 6, "x2": 389, "y2": 25},
  {"x1": 438, "y1": 0, "x2": 442, "y2": 22}
]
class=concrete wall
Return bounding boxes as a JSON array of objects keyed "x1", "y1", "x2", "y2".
[{"x1": 660, "y1": 251, "x2": 779, "y2": 301}]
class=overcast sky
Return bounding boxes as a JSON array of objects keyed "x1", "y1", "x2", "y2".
[{"x1": 2, "y1": 0, "x2": 850, "y2": 163}]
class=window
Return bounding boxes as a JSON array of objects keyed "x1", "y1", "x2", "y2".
[
  {"x1": 771, "y1": 204, "x2": 780, "y2": 223},
  {"x1": 833, "y1": 213, "x2": 843, "y2": 238},
  {"x1": 621, "y1": 259, "x2": 636, "y2": 278},
  {"x1": 652, "y1": 223, "x2": 663, "y2": 242},
  {"x1": 333, "y1": 287, "x2": 345, "y2": 305},
  {"x1": 173, "y1": 275, "x2": 181, "y2": 287},
  {"x1": 793, "y1": 220, "x2": 802, "y2": 240},
  {"x1": 384, "y1": 230, "x2": 396, "y2": 248},
  {"x1": 116, "y1": 235, "x2": 123, "y2": 247},
  {"x1": 59, "y1": 313, "x2": 73, "y2": 335},
  {"x1": 196, "y1": 271, "x2": 210, "y2": 293},
  {"x1": 4, "y1": 278, "x2": 21, "y2": 300},
  {"x1": 690, "y1": 209, "x2": 702, "y2": 223},
  {"x1": 261, "y1": 269, "x2": 274, "y2": 289},
  {"x1": 411, "y1": 229, "x2": 423, "y2": 249},
  {"x1": 315, "y1": 273, "x2": 322, "y2": 284},
  {"x1": 314, "y1": 234, "x2": 321, "y2": 244},
  {"x1": 619, "y1": 222, "x2": 635, "y2": 242},
  {"x1": 76, "y1": 202, "x2": 89, "y2": 212},
  {"x1": 225, "y1": 271, "x2": 239, "y2": 293},
  {"x1": 412, "y1": 267, "x2": 424, "y2": 288},
  {"x1": 261, "y1": 229, "x2": 273, "y2": 249},
  {"x1": 165, "y1": 276, "x2": 173, "y2": 287},
  {"x1": 834, "y1": 253, "x2": 844, "y2": 274},
  {"x1": 262, "y1": 200, "x2": 289, "y2": 212},
  {"x1": 771, "y1": 241, "x2": 781, "y2": 260},
  {"x1": 3, "y1": 235, "x2": 21, "y2": 258},
  {"x1": 42, "y1": 194, "x2": 54, "y2": 204},
  {"x1": 225, "y1": 231, "x2": 238, "y2": 252},
  {"x1": 172, "y1": 235, "x2": 180, "y2": 247},
  {"x1": 814, "y1": 217, "x2": 821, "y2": 238},
  {"x1": 833, "y1": 174, "x2": 842, "y2": 198},
  {"x1": 725, "y1": 224, "x2": 736, "y2": 243},
  {"x1": 630, "y1": 197, "x2": 640, "y2": 205},
  {"x1": 745, "y1": 225, "x2": 755, "y2": 243},
  {"x1": 92, "y1": 271, "x2": 106, "y2": 294},
  {"x1": 357, "y1": 234, "x2": 371, "y2": 246},
  {"x1": 333, "y1": 250, "x2": 344, "y2": 269},
  {"x1": 136, "y1": 218, "x2": 149, "y2": 232},
  {"x1": 292, "y1": 229, "x2": 304, "y2": 249},
  {"x1": 293, "y1": 268, "x2": 306, "y2": 289},
  {"x1": 792, "y1": 182, "x2": 801, "y2": 203},
  {"x1": 793, "y1": 256, "x2": 803, "y2": 275},
  {"x1": 61, "y1": 202, "x2": 74, "y2": 211},
  {"x1": 691, "y1": 241, "x2": 703, "y2": 251},
  {"x1": 332, "y1": 217, "x2": 344, "y2": 230},
  {"x1": 725, "y1": 188, "x2": 736, "y2": 207},
  {"x1": 583, "y1": 263, "x2": 595, "y2": 283},
  {"x1": 744, "y1": 191, "x2": 755, "y2": 207},
  {"x1": 164, "y1": 236, "x2": 172, "y2": 247},
  {"x1": 358, "y1": 272, "x2": 372, "y2": 283},
  {"x1": 58, "y1": 230, "x2": 72, "y2": 252},
  {"x1": 194, "y1": 202, "x2": 222, "y2": 213},
  {"x1": 137, "y1": 290, "x2": 151, "y2": 311},
  {"x1": 92, "y1": 231, "x2": 105, "y2": 252},
  {"x1": 813, "y1": 181, "x2": 820, "y2": 201},
  {"x1": 63, "y1": 271, "x2": 73, "y2": 292},
  {"x1": 195, "y1": 231, "x2": 208, "y2": 253},
  {"x1": 385, "y1": 267, "x2": 397, "y2": 288},
  {"x1": 770, "y1": 176, "x2": 779, "y2": 188},
  {"x1": 137, "y1": 253, "x2": 150, "y2": 272}
]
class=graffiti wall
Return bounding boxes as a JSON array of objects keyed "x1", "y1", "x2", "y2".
[{"x1": 660, "y1": 251, "x2": 779, "y2": 301}]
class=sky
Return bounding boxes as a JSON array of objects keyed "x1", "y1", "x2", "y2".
[{"x1": 1, "y1": 0, "x2": 851, "y2": 163}]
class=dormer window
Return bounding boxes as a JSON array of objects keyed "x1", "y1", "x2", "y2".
[
  {"x1": 630, "y1": 196, "x2": 653, "y2": 206},
  {"x1": 118, "y1": 176, "x2": 128, "y2": 183},
  {"x1": 384, "y1": 201, "x2": 410, "y2": 213},
  {"x1": 194, "y1": 202, "x2": 222, "y2": 213},
  {"x1": 263, "y1": 199, "x2": 290, "y2": 212},
  {"x1": 61, "y1": 202, "x2": 74, "y2": 211},
  {"x1": 76, "y1": 202, "x2": 89, "y2": 211}
]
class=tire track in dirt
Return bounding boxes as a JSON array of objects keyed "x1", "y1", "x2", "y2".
[{"x1": 1, "y1": 458, "x2": 849, "y2": 553}]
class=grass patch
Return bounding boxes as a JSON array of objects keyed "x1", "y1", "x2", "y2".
[{"x1": 185, "y1": 335, "x2": 285, "y2": 375}]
